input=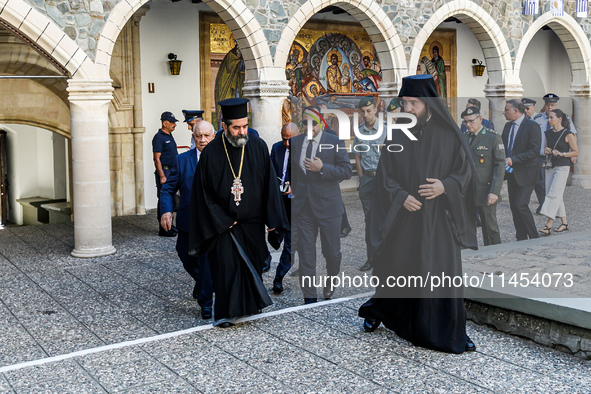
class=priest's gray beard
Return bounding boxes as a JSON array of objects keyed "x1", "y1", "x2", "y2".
[{"x1": 226, "y1": 132, "x2": 249, "y2": 147}]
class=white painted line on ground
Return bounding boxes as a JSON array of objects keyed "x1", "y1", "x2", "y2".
[{"x1": 0, "y1": 292, "x2": 372, "y2": 374}]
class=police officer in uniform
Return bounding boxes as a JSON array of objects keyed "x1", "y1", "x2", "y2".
[
  {"x1": 153, "y1": 111, "x2": 179, "y2": 236},
  {"x1": 522, "y1": 98, "x2": 538, "y2": 120},
  {"x1": 533, "y1": 93, "x2": 577, "y2": 213},
  {"x1": 462, "y1": 106, "x2": 504, "y2": 245},
  {"x1": 182, "y1": 110, "x2": 204, "y2": 150}
]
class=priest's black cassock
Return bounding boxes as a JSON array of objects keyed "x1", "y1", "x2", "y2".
[
  {"x1": 188, "y1": 132, "x2": 288, "y2": 322},
  {"x1": 359, "y1": 74, "x2": 478, "y2": 354}
]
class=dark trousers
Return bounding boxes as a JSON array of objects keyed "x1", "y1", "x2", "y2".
[
  {"x1": 506, "y1": 173, "x2": 540, "y2": 241},
  {"x1": 296, "y1": 201, "x2": 342, "y2": 299},
  {"x1": 275, "y1": 199, "x2": 292, "y2": 279},
  {"x1": 534, "y1": 156, "x2": 546, "y2": 208},
  {"x1": 477, "y1": 205, "x2": 501, "y2": 246},
  {"x1": 359, "y1": 175, "x2": 375, "y2": 257},
  {"x1": 358, "y1": 175, "x2": 375, "y2": 217},
  {"x1": 176, "y1": 230, "x2": 213, "y2": 308}
]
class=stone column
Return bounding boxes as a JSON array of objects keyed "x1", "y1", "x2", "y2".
[
  {"x1": 484, "y1": 83, "x2": 523, "y2": 131},
  {"x1": 68, "y1": 79, "x2": 116, "y2": 258},
  {"x1": 242, "y1": 79, "x2": 291, "y2": 148},
  {"x1": 570, "y1": 84, "x2": 591, "y2": 188},
  {"x1": 377, "y1": 81, "x2": 400, "y2": 104},
  {"x1": 132, "y1": 11, "x2": 147, "y2": 214}
]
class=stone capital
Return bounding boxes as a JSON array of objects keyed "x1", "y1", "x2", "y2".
[
  {"x1": 569, "y1": 84, "x2": 591, "y2": 97},
  {"x1": 483, "y1": 84, "x2": 524, "y2": 98},
  {"x1": 377, "y1": 81, "x2": 400, "y2": 97},
  {"x1": 242, "y1": 79, "x2": 291, "y2": 98},
  {"x1": 67, "y1": 79, "x2": 114, "y2": 103}
]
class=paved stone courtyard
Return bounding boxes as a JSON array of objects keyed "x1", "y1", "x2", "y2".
[{"x1": 0, "y1": 187, "x2": 589, "y2": 392}]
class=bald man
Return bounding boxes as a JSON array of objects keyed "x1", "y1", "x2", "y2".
[
  {"x1": 160, "y1": 121, "x2": 215, "y2": 319},
  {"x1": 269, "y1": 122, "x2": 297, "y2": 294}
]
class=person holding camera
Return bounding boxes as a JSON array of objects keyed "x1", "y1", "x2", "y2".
[{"x1": 538, "y1": 109, "x2": 579, "y2": 235}]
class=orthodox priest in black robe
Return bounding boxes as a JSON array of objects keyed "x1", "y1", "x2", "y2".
[
  {"x1": 188, "y1": 98, "x2": 288, "y2": 327},
  {"x1": 358, "y1": 74, "x2": 478, "y2": 353}
]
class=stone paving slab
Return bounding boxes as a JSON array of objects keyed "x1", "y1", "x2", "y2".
[
  {"x1": 0, "y1": 187, "x2": 589, "y2": 391},
  {"x1": 0, "y1": 299, "x2": 588, "y2": 392}
]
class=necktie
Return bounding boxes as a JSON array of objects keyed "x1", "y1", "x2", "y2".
[
  {"x1": 507, "y1": 122, "x2": 516, "y2": 157},
  {"x1": 306, "y1": 139, "x2": 314, "y2": 160},
  {"x1": 281, "y1": 150, "x2": 289, "y2": 185},
  {"x1": 468, "y1": 133, "x2": 475, "y2": 146}
]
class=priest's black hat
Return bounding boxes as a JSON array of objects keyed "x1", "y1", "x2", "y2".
[
  {"x1": 182, "y1": 110, "x2": 204, "y2": 123},
  {"x1": 219, "y1": 98, "x2": 250, "y2": 120}
]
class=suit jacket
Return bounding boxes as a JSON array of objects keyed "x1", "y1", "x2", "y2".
[
  {"x1": 160, "y1": 148, "x2": 198, "y2": 232},
  {"x1": 270, "y1": 141, "x2": 290, "y2": 186},
  {"x1": 502, "y1": 118, "x2": 541, "y2": 187},
  {"x1": 270, "y1": 141, "x2": 291, "y2": 214},
  {"x1": 464, "y1": 127, "x2": 505, "y2": 206},
  {"x1": 290, "y1": 132, "x2": 352, "y2": 219}
]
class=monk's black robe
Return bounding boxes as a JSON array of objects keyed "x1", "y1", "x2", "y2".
[
  {"x1": 359, "y1": 109, "x2": 478, "y2": 354},
  {"x1": 188, "y1": 133, "x2": 288, "y2": 321}
]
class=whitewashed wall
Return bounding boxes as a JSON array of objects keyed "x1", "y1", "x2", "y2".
[{"x1": 140, "y1": 0, "x2": 203, "y2": 211}]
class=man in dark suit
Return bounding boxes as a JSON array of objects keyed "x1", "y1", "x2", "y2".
[
  {"x1": 291, "y1": 108, "x2": 352, "y2": 304},
  {"x1": 269, "y1": 122, "x2": 297, "y2": 294},
  {"x1": 160, "y1": 121, "x2": 215, "y2": 319},
  {"x1": 502, "y1": 99, "x2": 541, "y2": 241}
]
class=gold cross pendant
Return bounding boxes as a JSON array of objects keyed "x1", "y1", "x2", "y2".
[{"x1": 231, "y1": 178, "x2": 244, "y2": 206}]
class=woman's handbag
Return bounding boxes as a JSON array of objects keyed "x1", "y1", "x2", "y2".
[{"x1": 543, "y1": 129, "x2": 568, "y2": 169}]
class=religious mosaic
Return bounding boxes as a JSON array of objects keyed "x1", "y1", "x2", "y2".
[{"x1": 286, "y1": 31, "x2": 382, "y2": 99}]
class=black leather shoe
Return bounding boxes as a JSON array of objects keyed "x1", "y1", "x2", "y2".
[
  {"x1": 363, "y1": 318, "x2": 380, "y2": 332},
  {"x1": 262, "y1": 255, "x2": 272, "y2": 273},
  {"x1": 359, "y1": 260, "x2": 372, "y2": 272},
  {"x1": 192, "y1": 282, "x2": 199, "y2": 299},
  {"x1": 340, "y1": 226, "x2": 352, "y2": 238},
  {"x1": 323, "y1": 287, "x2": 335, "y2": 300},
  {"x1": 272, "y1": 278, "x2": 284, "y2": 294},
  {"x1": 201, "y1": 306, "x2": 212, "y2": 320},
  {"x1": 465, "y1": 338, "x2": 476, "y2": 352},
  {"x1": 217, "y1": 322, "x2": 235, "y2": 328},
  {"x1": 304, "y1": 298, "x2": 317, "y2": 305}
]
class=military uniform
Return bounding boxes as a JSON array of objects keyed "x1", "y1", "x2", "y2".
[{"x1": 464, "y1": 127, "x2": 505, "y2": 245}]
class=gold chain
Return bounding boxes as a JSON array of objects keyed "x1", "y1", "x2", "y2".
[{"x1": 222, "y1": 133, "x2": 245, "y2": 179}]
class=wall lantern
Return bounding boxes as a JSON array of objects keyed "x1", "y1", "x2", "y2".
[
  {"x1": 168, "y1": 53, "x2": 182, "y2": 75},
  {"x1": 472, "y1": 58, "x2": 486, "y2": 77}
]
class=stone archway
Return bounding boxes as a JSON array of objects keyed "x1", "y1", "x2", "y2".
[
  {"x1": 514, "y1": 13, "x2": 591, "y2": 86},
  {"x1": 0, "y1": 0, "x2": 93, "y2": 78},
  {"x1": 274, "y1": 0, "x2": 407, "y2": 90},
  {"x1": 408, "y1": 0, "x2": 512, "y2": 87},
  {"x1": 95, "y1": 0, "x2": 273, "y2": 80},
  {"x1": 515, "y1": 13, "x2": 591, "y2": 188}
]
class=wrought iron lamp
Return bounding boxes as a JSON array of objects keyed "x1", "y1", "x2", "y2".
[
  {"x1": 472, "y1": 58, "x2": 486, "y2": 77},
  {"x1": 168, "y1": 53, "x2": 182, "y2": 75}
]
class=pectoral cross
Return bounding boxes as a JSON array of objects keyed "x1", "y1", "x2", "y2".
[{"x1": 231, "y1": 178, "x2": 244, "y2": 206}]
